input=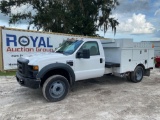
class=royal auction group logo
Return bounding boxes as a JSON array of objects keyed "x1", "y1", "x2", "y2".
[
  {"x1": 5, "y1": 34, "x2": 54, "y2": 52},
  {"x1": 18, "y1": 36, "x2": 30, "y2": 46}
]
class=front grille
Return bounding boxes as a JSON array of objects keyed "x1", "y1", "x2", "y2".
[
  {"x1": 17, "y1": 58, "x2": 38, "y2": 78},
  {"x1": 17, "y1": 61, "x2": 23, "y2": 74},
  {"x1": 17, "y1": 58, "x2": 29, "y2": 77}
]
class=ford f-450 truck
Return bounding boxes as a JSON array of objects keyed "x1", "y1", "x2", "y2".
[{"x1": 16, "y1": 38, "x2": 154, "y2": 102}]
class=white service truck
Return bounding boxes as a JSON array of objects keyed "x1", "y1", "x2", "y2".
[{"x1": 16, "y1": 38, "x2": 154, "y2": 102}]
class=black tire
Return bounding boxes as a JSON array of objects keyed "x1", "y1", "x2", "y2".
[
  {"x1": 130, "y1": 66, "x2": 144, "y2": 83},
  {"x1": 42, "y1": 75, "x2": 69, "y2": 102}
]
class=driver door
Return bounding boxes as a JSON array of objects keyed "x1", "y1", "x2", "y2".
[{"x1": 74, "y1": 41, "x2": 105, "y2": 81}]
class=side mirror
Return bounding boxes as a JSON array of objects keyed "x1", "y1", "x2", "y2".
[
  {"x1": 82, "y1": 49, "x2": 90, "y2": 59},
  {"x1": 76, "y1": 49, "x2": 90, "y2": 59}
]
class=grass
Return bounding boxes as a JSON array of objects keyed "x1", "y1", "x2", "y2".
[{"x1": 0, "y1": 71, "x2": 16, "y2": 76}]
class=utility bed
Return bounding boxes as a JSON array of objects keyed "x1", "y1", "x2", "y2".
[{"x1": 101, "y1": 39, "x2": 154, "y2": 74}]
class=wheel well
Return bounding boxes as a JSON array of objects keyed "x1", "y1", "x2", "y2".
[
  {"x1": 137, "y1": 64, "x2": 145, "y2": 71},
  {"x1": 40, "y1": 69, "x2": 70, "y2": 87}
]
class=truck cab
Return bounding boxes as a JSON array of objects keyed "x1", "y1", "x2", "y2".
[{"x1": 16, "y1": 39, "x2": 106, "y2": 101}]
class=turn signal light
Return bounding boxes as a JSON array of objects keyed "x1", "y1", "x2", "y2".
[{"x1": 33, "y1": 66, "x2": 39, "y2": 71}]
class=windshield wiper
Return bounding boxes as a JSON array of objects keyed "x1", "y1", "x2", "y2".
[{"x1": 56, "y1": 51, "x2": 63, "y2": 53}]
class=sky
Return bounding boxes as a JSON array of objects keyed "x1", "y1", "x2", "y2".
[
  {"x1": 97, "y1": 0, "x2": 160, "y2": 42},
  {"x1": 0, "y1": 0, "x2": 160, "y2": 42}
]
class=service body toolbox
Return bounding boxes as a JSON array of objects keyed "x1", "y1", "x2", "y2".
[{"x1": 102, "y1": 39, "x2": 154, "y2": 74}]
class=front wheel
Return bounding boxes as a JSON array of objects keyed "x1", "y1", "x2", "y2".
[
  {"x1": 130, "y1": 66, "x2": 144, "y2": 83},
  {"x1": 42, "y1": 75, "x2": 69, "y2": 102}
]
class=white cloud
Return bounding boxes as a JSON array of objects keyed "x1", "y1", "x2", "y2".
[
  {"x1": 117, "y1": 13, "x2": 155, "y2": 34},
  {"x1": 11, "y1": 4, "x2": 36, "y2": 15}
]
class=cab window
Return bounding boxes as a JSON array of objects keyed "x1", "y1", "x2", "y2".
[{"x1": 79, "y1": 41, "x2": 100, "y2": 56}]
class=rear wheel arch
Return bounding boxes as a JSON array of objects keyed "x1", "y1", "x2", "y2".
[{"x1": 137, "y1": 64, "x2": 145, "y2": 71}]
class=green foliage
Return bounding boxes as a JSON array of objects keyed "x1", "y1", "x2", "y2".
[
  {"x1": 0, "y1": 0, "x2": 119, "y2": 36},
  {"x1": 0, "y1": 71, "x2": 16, "y2": 76}
]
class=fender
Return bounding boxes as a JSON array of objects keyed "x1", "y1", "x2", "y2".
[{"x1": 37, "y1": 63, "x2": 75, "y2": 86}]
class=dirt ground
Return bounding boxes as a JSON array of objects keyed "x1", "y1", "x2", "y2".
[{"x1": 0, "y1": 69, "x2": 160, "y2": 120}]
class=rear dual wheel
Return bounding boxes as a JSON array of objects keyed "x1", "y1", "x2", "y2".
[{"x1": 127, "y1": 66, "x2": 144, "y2": 83}]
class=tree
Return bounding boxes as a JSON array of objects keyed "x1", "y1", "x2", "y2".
[{"x1": 0, "y1": 0, "x2": 119, "y2": 36}]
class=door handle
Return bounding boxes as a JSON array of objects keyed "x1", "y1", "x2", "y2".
[{"x1": 100, "y1": 58, "x2": 103, "y2": 63}]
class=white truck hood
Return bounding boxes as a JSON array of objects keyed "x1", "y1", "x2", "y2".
[{"x1": 23, "y1": 52, "x2": 69, "y2": 65}]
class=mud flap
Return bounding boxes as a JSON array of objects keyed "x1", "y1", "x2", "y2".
[{"x1": 144, "y1": 69, "x2": 150, "y2": 76}]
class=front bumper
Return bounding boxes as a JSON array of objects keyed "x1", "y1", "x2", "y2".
[{"x1": 16, "y1": 72, "x2": 40, "y2": 89}]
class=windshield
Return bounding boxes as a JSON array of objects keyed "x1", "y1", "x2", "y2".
[{"x1": 56, "y1": 40, "x2": 83, "y2": 55}]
